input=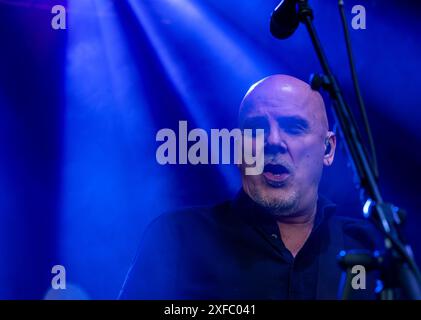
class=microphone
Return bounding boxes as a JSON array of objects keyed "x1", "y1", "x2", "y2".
[{"x1": 270, "y1": 0, "x2": 300, "y2": 39}]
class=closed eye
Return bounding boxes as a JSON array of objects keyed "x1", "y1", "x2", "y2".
[
  {"x1": 241, "y1": 117, "x2": 269, "y2": 137},
  {"x1": 279, "y1": 117, "x2": 309, "y2": 135}
]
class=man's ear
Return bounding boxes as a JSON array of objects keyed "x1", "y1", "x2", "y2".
[{"x1": 323, "y1": 131, "x2": 336, "y2": 166}]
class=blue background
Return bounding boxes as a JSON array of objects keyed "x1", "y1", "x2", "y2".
[{"x1": 0, "y1": 0, "x2": 420, "y2": 299}]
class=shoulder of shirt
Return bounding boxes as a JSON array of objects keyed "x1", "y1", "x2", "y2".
[
  {"x1": 329, "y1": 214, "x2": 384, "y2": 249},
  {"x1": 329, "y1": 214, "x2": 374, "y2": 229},
  {"x1": 318, "y1": 193, "x2": 375, "y2": 232}
]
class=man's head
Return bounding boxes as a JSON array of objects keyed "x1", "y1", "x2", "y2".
[{"x1": 239, "y1": 74, "x2": 336, "y2": 218}]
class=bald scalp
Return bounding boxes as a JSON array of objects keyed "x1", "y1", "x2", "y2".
[{"x1": 239, "y1": 74, "x2": 328, "y2": 133}]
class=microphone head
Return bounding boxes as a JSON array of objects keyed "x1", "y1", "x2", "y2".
[{"x1": 270, "y1": 0, "x2": 300, "y2": 40}]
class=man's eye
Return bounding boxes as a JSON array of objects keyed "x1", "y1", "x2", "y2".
[
  {"x1": 243, "y1": 123, "x2": 266, "y2": 131},
  {"x1": 243, "y1": 128, "x2": 265, "y2": 138},
  {"x1": 242, "y1": 119, "x2": 268, "y2": 136},
  {"x1": 285, "y1": 125, "x2": 306, "y2": 135},
  {"x1": 279, "y1": 117, "x2": 309, "y2": 135}
]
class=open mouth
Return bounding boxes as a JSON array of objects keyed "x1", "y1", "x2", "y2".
[{"x1": 262, "y1": 163, "x2": 291, "y2": 186}]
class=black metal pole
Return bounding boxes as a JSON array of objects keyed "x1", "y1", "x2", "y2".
[{"x1": 295, "y1": 0, "x2": 421, "y2": 299}]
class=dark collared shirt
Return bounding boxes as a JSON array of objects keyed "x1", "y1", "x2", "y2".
[{"x1": 119, "y1": 190, "x2": 382, "y2": 299}]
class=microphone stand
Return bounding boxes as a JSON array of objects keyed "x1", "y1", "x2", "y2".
[{"x1": 292, "y1": 0, "x2": 421, "y2": 299}]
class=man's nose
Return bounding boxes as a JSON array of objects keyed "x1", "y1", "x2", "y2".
[{"x1": 265, "y1": 124, "x2": 288, "y2": 154}]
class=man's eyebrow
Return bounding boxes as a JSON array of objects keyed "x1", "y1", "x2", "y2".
[
  {"x1": 240, "y1": 115, "x2": 310, "y2": 130},
  {"x1": 278, "y1": 116, "x2": 310, "y2": 129},
  {"x1": 240, "y1": 115, "x2": 268, "y2": 127}
]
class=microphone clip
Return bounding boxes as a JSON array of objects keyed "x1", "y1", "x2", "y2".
[
  {"x1": 309, "y1": 73, "x2": 331, "y2": 92},
  {"x1": 297, "y1": 0, "x2": 314, "y2": 22}
]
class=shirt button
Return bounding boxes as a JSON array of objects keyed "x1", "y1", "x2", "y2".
[{"x1": 271, "y1": 233, "x2": 278, "y2": 239}]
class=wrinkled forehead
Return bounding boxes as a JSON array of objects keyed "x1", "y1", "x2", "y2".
[{"x1": 239, "y1": 81, "x2": 327, "y2": 131}]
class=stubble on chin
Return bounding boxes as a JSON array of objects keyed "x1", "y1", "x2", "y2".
[{"x1": 246, "y1": 183, "x2": 300, "y2": 218}]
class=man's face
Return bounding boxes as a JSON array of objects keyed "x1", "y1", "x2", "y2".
[{"x1": 239, "y1": 76, "x2": 335, "y2": 217}]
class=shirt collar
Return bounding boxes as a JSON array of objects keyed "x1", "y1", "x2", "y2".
[{"x1": 231, "y1": 189, "x2": 337, "y2": 233}]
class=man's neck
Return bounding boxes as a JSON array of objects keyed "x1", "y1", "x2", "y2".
[{"x1": 276, "y1": 202, "x2": 317, "y2": 258}]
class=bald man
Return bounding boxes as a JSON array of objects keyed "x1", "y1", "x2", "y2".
[
  {"x1": 239, "y1": 75, "x2": 336, "y2": 258},
  {"x1": 120, "y1": 75, "x2": 382, "y2": 300}
]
